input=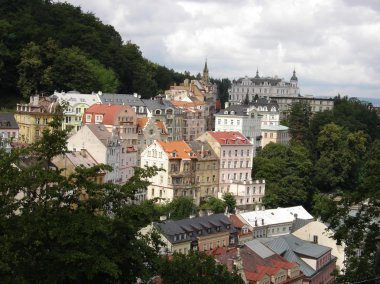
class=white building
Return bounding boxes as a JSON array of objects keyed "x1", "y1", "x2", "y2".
[
  {"x1": 51, "y1": 91, "x2": 100, "y2": 134},
  {"x1": 228, "y1": 69, "x2": 299, "y2": 105},
  {"x1": 67, "y1": 124, "x2": 122, "y2": 184},
  {"x1": 214, "y1": 106, "x2": 262, "y2": 156},
  {"x1": 141, "y1": 140, "x2": 197, "y2": 203},
  {"x1": 238, "y1": 206, "x2": 313, "y2": 239}
]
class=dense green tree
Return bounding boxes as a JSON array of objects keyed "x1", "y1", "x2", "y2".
[
  {"x1": 223, "y1": 192, "x2": 236, "y2": 213},
  {"x1": 288, "y1": 100, "x2": 312, "y2": 145},
  {"x1": 200, "y1": 196, "x2": 225, "y2": 214},
  {"x1": 252, "y1": 143, "x2": 313, "y2": 209},
  {"x1": 163, "y1": 196, "x2": 197, "y2": 220},
  {"x1": 211, "y1": 78, "x2": 231, "y2": 107},
  {"x1": 158, "y1": 250, "x2": 244, "y2": 284},
  {"x1": 0, "y1": 0, "x2": 195, "y2": 105},
  {"x1": 314, "y1": 123, "x2": 367, "y2": 193},
  {"x1": 312, "y1": 136, "x2": 380, "y2": 283},
  {"x1": 0, "y1": 110, "x2": 163, "y2": 283}
]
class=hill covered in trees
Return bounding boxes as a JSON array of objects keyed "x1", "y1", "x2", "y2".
[{"x1": 0, "y1": 0, "x2": 195, "y2": 105}]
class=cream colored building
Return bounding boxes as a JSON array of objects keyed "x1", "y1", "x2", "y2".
[
  {"x1": 292, "y1": 220, "x2": 346, "y2": 273},
  {"x1": 261, "y1": 125, "x2": 289, "y2": 149},
  {"x1": 15, "y1": 95, "x2": 58, "y2": 144}
]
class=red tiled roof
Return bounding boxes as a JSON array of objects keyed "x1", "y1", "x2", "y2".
[
  {"x1": 157, "y1": 140, "x2": 192, "y2": 160},
  {"x1": 229, "y1": 215, "x2": 246, "y2": 229},
  {"x1": 208, "y1": 131, "x2": 251, "y2": 145},
  {"x1": 83, "y1": 104, "x2": 133, "y2": 125}
]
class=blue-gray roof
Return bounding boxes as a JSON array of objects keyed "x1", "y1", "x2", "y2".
[{"x1": 0, "y1": 112, "x2": 19, "y2": 129}]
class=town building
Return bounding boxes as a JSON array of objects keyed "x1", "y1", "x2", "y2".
[
  {"x1": 249, "y1": 98, "x2": 281, "y2": 126},
  {"x1": 143, "y1": 98, "x2": 184, "y2": 141},
  {"x1": 260, "y1": 234, "x2": 336, "y2": 284},
  {"x1": 187, "y1": 140, "x2": 219, "y2": 204},
  {"x1": 51, "y1": 91, "x2": 100, "y2": 134},
  {"x1": 229, "y1": 214, "x2": 253, "y2": 245},
  {"x1": 238, "y1": 206, "x2": 314, "y2": 239},
  {"x1": 0, "y1": 112, "x2": 19, "y2": 142},
  {"x1": 228, "y1": 69, "x2": 300, "y2": 105},
  {"x1": 141, "y1": 140, "x2": 197, "y2": 203},
  {"x1": 211, "y1": 240, "x2": 304, "y2": 284},
  {"x1": 67, "y1": 125, "x2": 122, "y2": 184},
  {"x1": 165, "y1": 60, "x2": 218, "y2": 131},
  {"x1": 82, "y1": 103, "x2": 138, "y2": 180},
  {"x1": 170, "y1": 99, "x2": 206, "y2": 142},
  {"x1": 14, "y1": 95, "x2": 59, "y2": 144},
  {"x1": 136, "y1": 117, "x2": 168, "y2": 166},
  {"x1": 272, "y1": 95, "x2": 334, "y2": 119},
  {"x1": 97, "y1": 92, "x2": 148, "y2": 117},
  {"x1": 214, "y1": 104, "x2": 262, "y2": 156},
  {"x1": 261, "y1": 125, "x2": 290, "y2": 148},
  {"x1": 154, "y1": 213, "x2": 237, "y2": 254},
  {"x1": 51, "y1": 149, "x2": 105, "y2": 185},
  {"x1": 292, "y1": 219, "x2": 346, "y2": 273},
  {"x1": 197, "y1": 131, "x2": 263, "y2": 210}
]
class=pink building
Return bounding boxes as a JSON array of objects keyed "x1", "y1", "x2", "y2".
[
  {"x1": 80, "y1": 104, "x2": 138, "y2": 183},
  {"x1": 197, "y1": 131, "x2": 254, "y2": 191}
]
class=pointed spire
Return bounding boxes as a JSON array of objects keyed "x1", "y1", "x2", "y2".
[
  {"x1": 291, "y1": 66, "x2": 298, "y2": 81},
  {"x1": 202, "y1": 58, "x2": 209, "y2": 84},
  {"x1": 255, "y1": 67, "x2": 260, "y2": 79}
]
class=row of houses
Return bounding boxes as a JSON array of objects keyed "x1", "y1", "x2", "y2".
[{"x1": 148, "y1": 206, "x2": 339, "y2": 284}]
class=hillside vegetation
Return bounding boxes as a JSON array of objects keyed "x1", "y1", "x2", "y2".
[{"x1": 0, "y1": 0, "x2": 193, "y2": 104}]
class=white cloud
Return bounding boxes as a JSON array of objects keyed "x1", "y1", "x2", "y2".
[{"x1": 62, "y1": 0, "x2": 380, "y2": 99}]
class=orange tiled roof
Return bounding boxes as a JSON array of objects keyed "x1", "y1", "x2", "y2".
[
  {"x1": 137, "y1": 117, "x2": 149, "y2": 129},
  {"x1": 155, "y1": 120, "x2": 168, "y2": 134},
  {"x1": 83, "y1": 104, "x2": 132, "y2": 125},
  {"x1": 157, "y1": 140, "x2": 192, "y2": 159},
  {"x1": 170, "y1": 100, "x2": 204, "y2": 107},
  {"x1": 208, "y1": 131, "x2": 251, "y2": 145}
]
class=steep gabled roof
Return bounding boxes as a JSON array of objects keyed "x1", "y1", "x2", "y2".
[
  {"x1": 0, "y1": 112, "x2": 19, "y2": 129},
  {"x1": 157, "y1": 140, "x2": 192, "y2": 160}
]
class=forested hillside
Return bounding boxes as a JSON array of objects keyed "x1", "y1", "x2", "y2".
[{"x1": 0, "y1": 0, "x2": 193, "y2": 105}]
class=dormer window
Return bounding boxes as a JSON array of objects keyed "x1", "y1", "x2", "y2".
[
  {"x1": 224, "y1": 111, "x2": 228, "y2": 114},
  {"x1": 172, "y1": 151, "x2": 177, "y2": 157},
  {"x1": 230, "y1": 111, "x2": 235, "y2": 115}
]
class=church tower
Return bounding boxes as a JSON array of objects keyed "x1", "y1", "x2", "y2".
[
  {"x1": 202, "y1": 59, "x2": 209, "y2": 84},
  {"x1": 290, "y1": 67, "x2": 298, "y2": 87}
]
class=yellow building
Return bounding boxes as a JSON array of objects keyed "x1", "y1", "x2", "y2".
[{"x1": 14, "y1": 95, "x2": 59, "y2": 144}]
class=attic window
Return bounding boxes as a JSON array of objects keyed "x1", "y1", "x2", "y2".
[
  {"x1": 230, "y1": 111, "x2": 235, "y2": 115},
  {"x1": 172, "y1": 152, "x2": 177, "y2": 157},
  {"x1": 224, "y1": 111, "x2": 228, "y2": 114}
]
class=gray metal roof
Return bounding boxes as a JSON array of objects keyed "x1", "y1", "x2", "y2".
[
  {"x1": 215, "y1": 104, "x2": 250, "y2": 116},
  {"x1": 245, "y1": 239, "x2": 275, "y2": 259},
  {"x1": 260, "y1": 234, "x2": 333, "y2": 277},
  {"x1": 291, "y1": 218, "x2": 313, "y2": 233},
  {"x1": 98, "y1": 93, "x2": 145, "y2": 107},
  {"x1": 154, "y1": 213, "x2": 236, "y2": 244},
  {"x1": 0, "y1": 112, "x2": 19, "y2": 129}
]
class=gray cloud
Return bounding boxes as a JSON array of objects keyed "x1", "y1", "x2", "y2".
[{"x1": 63, "y1": 0, "x2": 380, "y2": 100}]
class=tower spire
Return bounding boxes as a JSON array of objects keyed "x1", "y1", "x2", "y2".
[
  {"x1": 202, "y1": 58, "x2": 209, "y2": 83},
  {"x1": 255, "y1": 67, "x2": 260, "y2": 79}
]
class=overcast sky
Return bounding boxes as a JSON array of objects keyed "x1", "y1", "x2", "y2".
[{"x1": 63, "y1": 0, "x2": 380, "y2": 100}]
